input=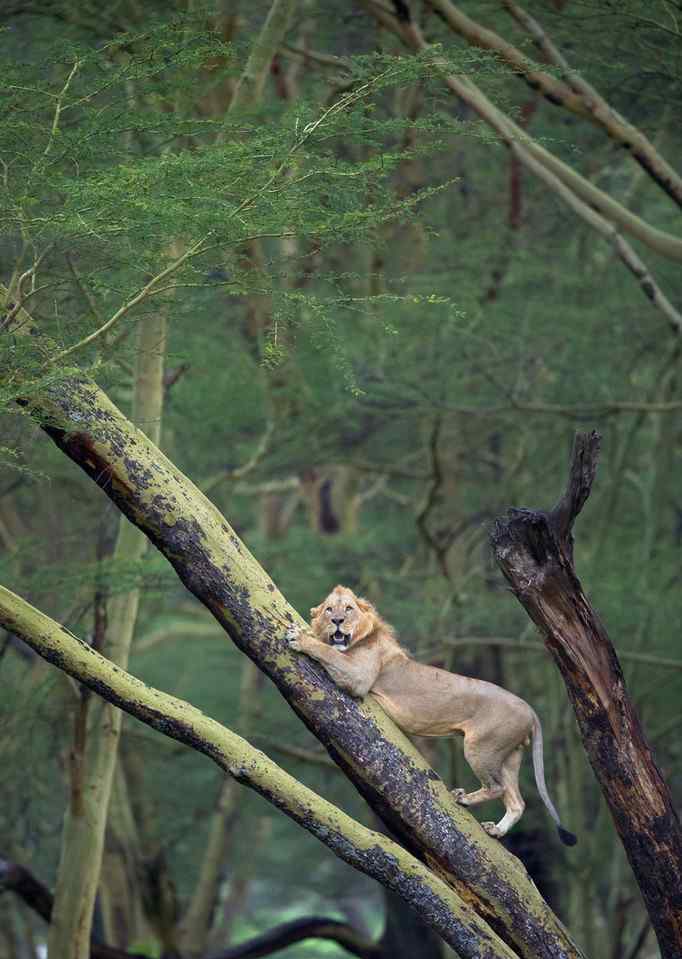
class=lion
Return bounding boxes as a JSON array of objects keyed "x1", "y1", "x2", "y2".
[{"x1": 287, "y1": 585, "x2": 576, "y2": 845}]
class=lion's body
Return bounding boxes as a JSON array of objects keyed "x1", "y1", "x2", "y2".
[{"x1": 288, "y1": 585, "x2": 576, "y2": 845}]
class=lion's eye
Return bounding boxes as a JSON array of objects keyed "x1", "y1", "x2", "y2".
[
  {"x1": 346, "y1": 605, "x2": 353, "y2": 612},
  {"x1": 326, "y1": 607, "x2": 332, "y2": 613}
]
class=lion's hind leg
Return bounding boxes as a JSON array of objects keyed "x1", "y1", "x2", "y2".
[
  {"x1": 452, "y1": 784, "x2": 504, "y2": 806},
  {"x1": 481, "y1": 746, "x2": 525, "y2": 839},
  {"x1": 452, "y1": 736, "x2": 505, "y2": 808}
]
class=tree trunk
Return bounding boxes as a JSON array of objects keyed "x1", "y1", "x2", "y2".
[
  {"x1": 0, "y1": 585, "x2": 522, "y2": 959},
  {"x1": 490, "y1": 431, "x2": 682, "y2": 959},
  {"x1": 5, "y1": 368, "x2": 584, "y2": 959},
  {"x1": 47, "y1": 311, "x2": 167, "y2": 959},
  {"x1": 3, "y1": 284, "x2": 585, "y2": 959}
]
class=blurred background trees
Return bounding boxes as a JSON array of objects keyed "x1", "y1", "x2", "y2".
[{"x1": 1, "y1": 1, "x2": 681, "y2": 957}]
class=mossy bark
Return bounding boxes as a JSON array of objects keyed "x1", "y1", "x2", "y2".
[
  {"x1": 11, "y1": 370, "x2": 585, "y2": 959},
  {"x1": 2, "y1": 282, "x2": 584, "y2": 959},
  {"x1": 0, "y1": 584, "x2": 519, "y2": 959}
]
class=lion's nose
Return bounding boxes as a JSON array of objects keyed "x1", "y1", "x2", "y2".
[{"x1": 331, "y1": 617, "x2": 344, "y2": 626}]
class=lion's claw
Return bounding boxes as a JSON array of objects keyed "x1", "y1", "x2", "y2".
[
  {"x1": 286, "y1": 625, "x2": 304, "y2": 650},
  {"x1": 482, "y1": 821, "x2": 502, "y2": 838}
]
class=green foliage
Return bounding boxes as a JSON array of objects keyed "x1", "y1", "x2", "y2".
[{"x1": 2, "y1": 2, "x2": 682, "y2": 957}]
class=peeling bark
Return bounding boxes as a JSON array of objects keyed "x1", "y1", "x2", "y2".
[{"x1": 491, "y1": 431, "x2": 682, "y2": 959}]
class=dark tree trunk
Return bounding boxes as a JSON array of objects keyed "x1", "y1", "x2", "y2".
[{"x1": 490, "y1": 431, "x2": 682, "y2": 959}]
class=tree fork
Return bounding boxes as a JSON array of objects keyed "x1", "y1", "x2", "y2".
[{"x1": 491, "y1": 431, "x2": 682, "y2": 959}]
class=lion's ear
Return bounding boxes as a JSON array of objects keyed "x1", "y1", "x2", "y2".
[
  {"x1": 354, "y1": 604, "x2": 378, "y2": 642},
  {"x1": 309, "y1": 603, "x2": 325, "y2": 635}
]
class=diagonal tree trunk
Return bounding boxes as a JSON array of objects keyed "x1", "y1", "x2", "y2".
[
  {"x1": 4, "y1": 292, "x2": 583, "y2": 959},
  {"x1": 490, "y1": 431, "x2": 682, "y2": 959},
  {"x1": 0, "y1": 585, "x2": 522, "y2": 959},
  {"x1": 357, "y1": 1, "x2": 682, "y2": 265}
]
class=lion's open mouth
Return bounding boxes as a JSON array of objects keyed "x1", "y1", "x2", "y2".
[{"x1": 330, "y1": 629, "x2": 350, "y2": 651}]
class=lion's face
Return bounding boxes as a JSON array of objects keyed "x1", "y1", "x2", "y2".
[{"x1": 310, "y1": 586, "x2": 376, "y2": 651}]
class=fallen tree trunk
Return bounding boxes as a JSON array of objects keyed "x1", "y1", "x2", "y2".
[{"x1": 491, "y1": 431, "x2": 682, "y2": 959}]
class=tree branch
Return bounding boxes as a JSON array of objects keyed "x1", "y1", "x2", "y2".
[
  {"x1": 207, "y1": 916, "x2": 381, "y2": 959},
  {"x1": 0, "y1": 585, "x2": 518, "y2": 959},
  {"x1": 0, "y1": 857, "x2": 147, "y2": 959},
  {"x1": 356, "y1": 0, "x2": 682, "y2": 263},
  {"x1": 0, "y1": 858, "x2": 380, "y2": 959},
  {"x1": 500, "y1": 0, "x2": 682, "y2": 208},
  {"x1": 4, "y1": 292, "x2": 586, "y2": 959}
]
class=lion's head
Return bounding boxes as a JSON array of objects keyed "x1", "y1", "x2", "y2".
[{"x1": 310, "y1": 585, "x2": 378, "y2": 651}]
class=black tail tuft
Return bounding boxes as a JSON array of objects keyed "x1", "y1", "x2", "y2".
[{"x1": 558, "y1": 826, "x2": 578, "y2": 847}]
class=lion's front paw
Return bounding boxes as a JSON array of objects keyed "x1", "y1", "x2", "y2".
[
  {"x1": 286, "y1": 625, "x2": 304, "y2": 651},
  {"x1": 481, "y1": 821, "x2": 503, "y2": 839},
  {"x1": 451, "y1": 788, "x2": 467, "y2": 804}
]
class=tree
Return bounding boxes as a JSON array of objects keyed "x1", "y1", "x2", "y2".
[{"x1": 2, "y1": 2, "x2": 681, "y2": 957}]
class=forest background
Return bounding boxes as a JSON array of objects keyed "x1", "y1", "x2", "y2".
[{"x1": 1, "y1": 1, "x2": 681, "y2": 959}]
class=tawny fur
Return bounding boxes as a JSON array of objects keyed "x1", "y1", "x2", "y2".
[{"x1": 288, "y1": 585, "x2": 575, "y2": 844}]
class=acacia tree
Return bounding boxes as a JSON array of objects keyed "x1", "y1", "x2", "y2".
[
  {"x1": 1, "y1": 286, "x2": 587, "y2": 959},
  {"x1": 2, "y1": 4, "x2": 681, "y2": 958}
]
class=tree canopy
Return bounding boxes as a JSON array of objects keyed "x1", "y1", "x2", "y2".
[{"x1": 1, "y1": 3, "x2": 681, "y2": 959}]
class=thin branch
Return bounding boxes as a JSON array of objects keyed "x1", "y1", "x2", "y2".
[
  {"x1": 436, "y1": 636, "x2": 682, "y2": 671},
  {"x1": 207, "y1": 917, "x2": 381, "y2": 959},
  {"x1": 415, "y1": 416, "x2": 451, "y2": 581},
  {"x1": 66, "y1": 253, "x2": 105, "y2": 326},
  {"x1": 500, "y1": 0, "x2": 682, "y2": 208},
  {"x1": 43, "y1": 58, "x2": 81, "y2": 160},
  {"x1": 203, "y1": 421, "x2": 275, "y2": 494},
  {"x1": 254, "y1": 736, "x2": 338, "y2": 769},
  {"x1": 281, "y1": 43, "x2": 352, "y2": 73},
  {"x1": 48, "y1": 234, "x2": 212, "y2": 364},
  {"x1": 508, "y1": 141, "x2": 682, "y2": 333}
]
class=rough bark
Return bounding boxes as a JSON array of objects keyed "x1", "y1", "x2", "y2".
[
  {"x1": 0, "y1": 585, "x2": 520, "y2": 959},
  {"x1": 4, "y1": 363, "x2": 588, "y2": 959},
  {"x1": 47, "y1": 309, "x2": 168, "y2": 959},
  {"x1": 1, "y1": 278, "x2": 585, "y2": 958},
  {"x1": 490, "y1": 431, "x2": 682, "y2": 959}
]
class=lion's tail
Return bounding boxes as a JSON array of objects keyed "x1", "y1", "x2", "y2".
[{"x1": 530, "y1": 712, "x2": 577, "y2": 847}]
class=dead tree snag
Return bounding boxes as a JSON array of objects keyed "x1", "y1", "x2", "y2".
[{"x1": 491, "y1": 431, "x2": 682, "y2": 959}]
